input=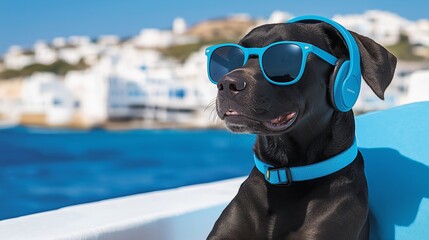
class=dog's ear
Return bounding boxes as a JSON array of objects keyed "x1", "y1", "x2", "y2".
[{"x1": 350, "y1": 31, "x2": 397, "y2": 100}]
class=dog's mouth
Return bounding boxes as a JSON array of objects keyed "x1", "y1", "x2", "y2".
[
  {"x1": 262, "y1": 111, "x2": 298, "y2": 131},
  {"x1": 223, "y1": 110, "x2": 298, "y2": 133}
]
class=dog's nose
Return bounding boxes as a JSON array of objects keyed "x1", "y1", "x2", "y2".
[{"x1": 217, "y1": 76, "x2": 247, "y2": 94}]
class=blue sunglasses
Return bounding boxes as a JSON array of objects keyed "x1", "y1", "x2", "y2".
[{"x1": 205, "y1": 41, "x2": 338, "y2": 85}]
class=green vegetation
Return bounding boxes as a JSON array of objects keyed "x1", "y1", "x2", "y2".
[
  {"x1": 0, "y1": 59, "x2": 88, "y2": 80},
  {"x1": 160, "y1": 38, "x2": 239, "y2": 62},
  {"x1": 386, "y1": 34, "x2": 424, "y2": 61}
]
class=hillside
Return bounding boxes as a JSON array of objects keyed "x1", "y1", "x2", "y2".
[
  {"x1": 160, "y1": 16, "x2": 258, "y2": 62},
  {"x1": 186, "y1": 17, "x2": 257, "y2": 42}
]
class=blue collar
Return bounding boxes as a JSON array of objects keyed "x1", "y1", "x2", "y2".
[{"x1": 254, "y1": 138, "x2": 358, "y2": 185}]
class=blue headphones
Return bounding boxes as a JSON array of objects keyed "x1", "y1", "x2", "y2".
[{"x1": 287, "y1": 16, "x2": 361, "y2": 112}]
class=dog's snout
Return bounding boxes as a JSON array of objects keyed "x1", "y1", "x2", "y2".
[{"x1": 217, "y1": 76, "x2": 247, "y2": 94}]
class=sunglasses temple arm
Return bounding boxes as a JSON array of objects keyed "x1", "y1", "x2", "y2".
[{"x1": 311, "y1": 46, "x2": 338, "y2": 65}]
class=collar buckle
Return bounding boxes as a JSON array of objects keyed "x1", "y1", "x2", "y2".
[
  {"x1": 282, "y1": 167, "x2": 293, "y2": 186},
  {"x1": 265, "y1": 167, "x2": 293, "y2": 186}
]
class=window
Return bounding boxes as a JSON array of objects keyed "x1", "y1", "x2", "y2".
[
  {"x1": 169, "y1": 89, "x2": 186, "y2": 99},
  {"x1": 175, "y1": 89, "x2": 186, "y2": 99},
  {"x1": 52, "y1": 98, "x2": 63, "y2": 106}
]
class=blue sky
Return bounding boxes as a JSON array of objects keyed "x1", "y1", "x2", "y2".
[{"x1": 1, "y1": 0, "x2": 428, "y2": 55}]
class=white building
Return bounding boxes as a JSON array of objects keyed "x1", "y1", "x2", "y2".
[
  {"x1": 34, "y1": 41, "x2": 58, "y2": 65},
  {"x1": 68, "y1": 36, "x2": 91, "y2": 46},
  {"x1": 21, "y1": 72, "x2": 77, "y2": 126},
  {"x1": 64, "y1": 68, "x2": 108, "y2": 126},
  {"x1": 52, "y1": 37, "x2": 67, "y2": 48},
  {"x1": 59, "y1": 43, "x2": 217, "y2": 127},
  {"x1": 58, "y1": 40, "x2": 99, "y2": 65},
  {"x1": 133, "y1": 17, "x2": 198, "y2": 49},
  {"x1": 333, "y1": 10, "x2": 409, "y2": 46},
  {"x1": 267, "y1": 11, "x2": 294, "y2": 24},
  {"x1": 98, "y1": 35, "x2": 120, "y2": 46},
  {"x1": 354, "y1": 81, "x2": 398, "y2": 113},
  {"x1": 334, "y1": 10, "x2": 429, "y2": 48},
  {"x1": 354, "y1": 60, "x2": 429, "y2": 113},
  {"x1": 173, "y1": 17, "x2": 187, "y2": 35},
  {"x1": 177, "y1": 48, "x2": 218, "y2": 126},
  {"x1": 407, "y1": 19, "x2": 429, "y2": 46},
  {"x1": 133, "y1": 29, "x2": 175, "y2": 48},
  {"x1": 181, "y1": 48, "x2": 217, "y2": 105},
  {"x1": 399, "y1": 69, "x2": 429, "y2": 104},
  {"x1": 58, "y1": 47, "x2": 83, "y2": 65},
  {"x1": 3, "y1": 46, "x2": 35, "y2": 70}
]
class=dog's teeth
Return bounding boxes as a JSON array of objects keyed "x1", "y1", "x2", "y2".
[
  {"x1": 287, "y1": 112, "x2": 296, "y2": 119},
  {"x1": 271, "y1": 116, "x2": 283, "y2": 124},
  {"x1": 270, "y1": 112, "x2": 296, "y2": 125}
]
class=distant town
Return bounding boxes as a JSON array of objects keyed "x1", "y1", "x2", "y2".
[{"x1": 0, "y1": 10, "x2": 428, "y2": 129}]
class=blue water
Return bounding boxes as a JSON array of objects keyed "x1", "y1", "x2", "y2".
[{"x1": 0, "y1": 126, "x2": 255, "y2": 220}]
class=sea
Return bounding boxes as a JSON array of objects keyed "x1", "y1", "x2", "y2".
[{"x1": 0, "y1": 126, "x2": 256, "y2": 220}]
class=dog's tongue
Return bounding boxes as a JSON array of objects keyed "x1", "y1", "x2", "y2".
[{"x1": 270, "y1": 112, "x2": 297, "y2": 125}]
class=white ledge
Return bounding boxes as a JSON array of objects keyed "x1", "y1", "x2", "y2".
[{"x1": 0, "y1": 177, "x2": 245, "y2": 240}]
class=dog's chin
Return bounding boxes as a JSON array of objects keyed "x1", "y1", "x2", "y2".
[
  {"x1": 223, "y1": 111, "x2": 299, "y2": 134},
  {"x1": 224, "y1": 116, "x2": 259, "y2": 133}
]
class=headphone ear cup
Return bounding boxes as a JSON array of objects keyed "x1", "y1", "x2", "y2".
[{"x1": 329, "y1": 59, "x2": 351, "y2": 112}]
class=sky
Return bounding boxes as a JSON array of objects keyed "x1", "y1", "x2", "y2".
[{"x1": 1, "y1": 0, "x2": 429, "y2": 55}]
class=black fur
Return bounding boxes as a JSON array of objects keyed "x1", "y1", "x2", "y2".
[{"x1": 207, "y1": 22, "x2": 397, "y2": 240}]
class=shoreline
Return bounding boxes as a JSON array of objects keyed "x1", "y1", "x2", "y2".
[{"x1": 1, "y1": 119, "x2": 226, "y2": 131}]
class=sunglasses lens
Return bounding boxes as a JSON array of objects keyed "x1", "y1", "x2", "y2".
[
  {"x1": 262, "y1": 44, "x2": 303, "y2": 83},
  {"x1": 209, "y1": 46, "x2": 245, "y2": 83}
]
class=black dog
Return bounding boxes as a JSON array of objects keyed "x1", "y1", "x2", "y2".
[{"x1": 207, "y1": 22, "x2": 396, "y2": 239}]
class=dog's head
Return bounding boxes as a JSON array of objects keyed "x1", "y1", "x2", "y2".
[{"x1": 214, "y1": 21, "x2": 397, "y2": 135}]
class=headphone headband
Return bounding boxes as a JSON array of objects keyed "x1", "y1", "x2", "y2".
[
  {"x1": 287, "y1": 15, "x2": 360, "y2": 78},
  {"x1": 287, "y1": 15, "x2": 361, "y2": 112}
]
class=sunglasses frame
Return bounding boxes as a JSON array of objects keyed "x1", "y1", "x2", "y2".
[{"x1": 205, "y1": 41, "x2": 338, "y2": 86}]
